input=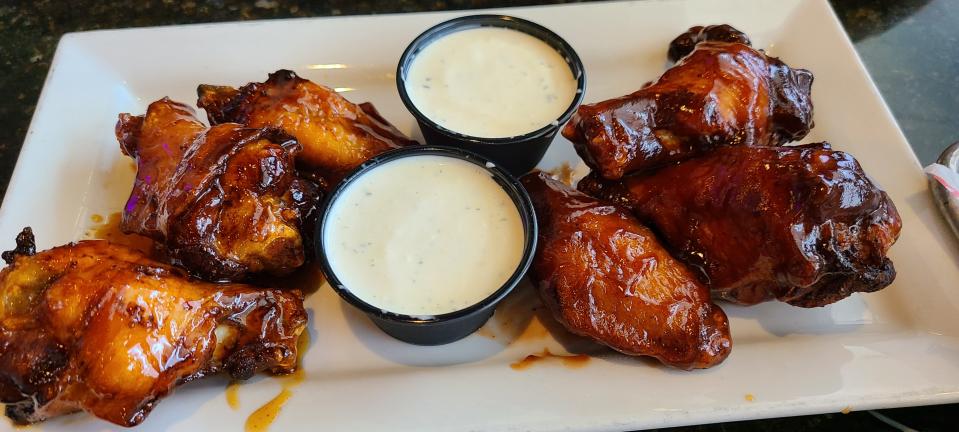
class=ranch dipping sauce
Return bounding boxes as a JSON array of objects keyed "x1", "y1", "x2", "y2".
[
  {"x1": 405, "y1": 26, "x2": 578, "y2": 138},
  {"x1": 323, "y1": 154, "x2": 526, "y2": 316}
]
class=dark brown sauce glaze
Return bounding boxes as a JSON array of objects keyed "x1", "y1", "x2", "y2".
[
  {"x1": 116, "y1": 97, "x2": 320, "y2": 282},
  {"x1": 522, "y1": 172, "x2": 731, "y2": 370},
  {"x1": 509, "y1": 348, "x2": 591, "y2": 371},
  {"x1": 562, "y1": 39, "x2": 813, "y2": 179},
  {"x1": 579, "y1": 143, "x2": 902, "y2": 307},
  {"x1": 197, "y1": 69, "x2": 417, "y2": 188},
  {"x1": 667, "y1": 24, "x2": 752, "y2": 62}
]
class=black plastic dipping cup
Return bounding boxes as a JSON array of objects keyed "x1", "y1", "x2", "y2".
[
  {"x1": 396, "y1": 14, "x2": 587, "y2": 176},
  {"x1": 316, "y1": 146, "x2": 538, "y2": 345}
]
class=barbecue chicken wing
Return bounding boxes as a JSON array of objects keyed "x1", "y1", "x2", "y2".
[
  {"x1": 563, "y1": 37, "x2": 813, "y2": 179},
  {"x1": 667, "y1": 24, "x2": 751, "y2": 62},
  {"x1": 522, "y1": 172, "x2": 731, "y2": 369},
  {"x1": 0, "y1": 228, "x2": 307, "y2": 426},
  {"x1": 117, "y1": 98, "x2": 319, "y2": 281},
  {"x1": 578, "y1": 144, "x2": 902, "y2": 307},
  {"x1": 197, "y1": 69, "x2": 417, "y2": 186}
]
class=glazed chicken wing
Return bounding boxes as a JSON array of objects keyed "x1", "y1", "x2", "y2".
[
  {"x1": 667, "y1": 24, "x2": 752, "y2": 62},
  {"x1": 0, "y1": 228, "x2": 307, "y2": 426},
  {"x1": 578, "y1": 144, "x2": 902, "y2": 307},
  {"x1": 563, "y1": 35, "x2": 813, "y2": 179},
  {"x1": 117, "y1": 98, "x2": 319, "y2": 281},
  {"x1": 197, "y1": 70, "x2": 417, "y2": 186},
  {"x1": 522, "y1": 172, "x2": 731, "y2": 369}
]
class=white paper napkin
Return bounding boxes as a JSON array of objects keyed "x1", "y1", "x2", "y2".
[{"x1": 925, "y1": 163, "x2": 959, "y2": 198}]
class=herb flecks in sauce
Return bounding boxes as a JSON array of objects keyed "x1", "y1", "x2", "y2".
[
  {"x1": 324, "y1": 155, "x2": 525, "y2": 316},
  {"x1": 406, "y1": 27, "x2": 577, "y2": 138}
]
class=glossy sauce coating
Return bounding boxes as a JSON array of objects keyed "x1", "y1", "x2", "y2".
[
  {"x1": 562, "y1": 40, "x2": 813, "y2": 179},
  {"x1": 0, "y1": 228, "x2": 307, "y2": 426},
  {"x1": 116, "y1": 98, "x2": 319, "y2": 281},
  {"x1": 522, "y1": 172, "x2": 731, "y2": 369},
  {"x1": 578, "y1": 143, "x2": 902, "y2": 307},
  {"x1": 198, "y1": 70, "x2": 417, "y2": 187},
  {"x1": 667, "y1": 24, "x2": 752, "y2": 62}
]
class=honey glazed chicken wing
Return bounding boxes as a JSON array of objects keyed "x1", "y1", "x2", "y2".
[
  {"x1": 522, "y1": 172, "x2": 731, "y2": 369},
  {"x1": 563, "y1": 36, "x2": 813, "y2": 179},
  {"x1": 197, "y1": 69, "x2": 417, "y2": 186},
  {"x1": 578, "y1": 143, "x2": 902, "y2": 307},
  {"x1": 0, "y1": 228, "x2": 307, "y2": 426},
  {"x1": 117, "y1": 98, "x2": 320, "y2": 281}
]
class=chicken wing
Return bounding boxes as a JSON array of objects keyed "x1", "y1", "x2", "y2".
[
  {"x1": 563, "y1": 38, "x2": 813, "y2": 179},
  {"x1": 667, "y1": 24, "x2": 751, "y2": 62},
  {"x1": 578, "y1": 144, "x2": 902, "y2": 307},
  {"x1": 0, "y1": 228, "x2": 307, "y2": 426},
  {"x1": 197, "y1": 70, "x2": 417, "y2": 186},
  {"x1": 117, "y1": 98, "x2": 319, "y2": 281},
  {"x1": 522, "y1": 172, "x2": 731, "y2": 369}
]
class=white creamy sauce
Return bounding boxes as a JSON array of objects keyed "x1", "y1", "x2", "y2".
[
  {"x1": 405, "y1": 27, "x2": 578, "y2": 138},
  {"x1": 323, "y1": 155, "x2": 525, "y2": 316}
]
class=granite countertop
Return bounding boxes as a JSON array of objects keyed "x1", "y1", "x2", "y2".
[{"x1": 0, "y1": 0, "x2": 956, "y2": 430}]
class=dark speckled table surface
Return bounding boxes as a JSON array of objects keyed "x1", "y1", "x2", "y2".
[{"x1": 0, "y1": 0, "x2": 956, "y2": 430}]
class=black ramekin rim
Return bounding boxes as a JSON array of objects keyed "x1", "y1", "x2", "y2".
[
  {"x1": 395, "y1": 14, "x2": 587, "y2": 144},
  {"x1": 316, "y1": 145, "x2": 538, "y2": 324}
]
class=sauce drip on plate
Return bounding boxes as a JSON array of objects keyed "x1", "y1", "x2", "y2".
[
  {"x1": 245, "y1": 389, "x2": 294, "y2": 432},
  {"x1": 510, "y1": 348, "x2": 591, "y2": 371},
  {"x1": 226, "y1": 382, "x2": 240, "y2": 410},
  {"x1": 85, "y1": 212, "x2": 154, "y2": 255},
  {"x1": 234, "y1": 332, "x2": 310, "y2": 432}
]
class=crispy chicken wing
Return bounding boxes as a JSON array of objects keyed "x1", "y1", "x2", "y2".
[
  {"x1": 117, "y1": 98, "x2": 319, "y2": 281},
  {"x1": 197, "y1": 70, "x2": 417, "y2": 186},
  {"x1": 563, "y1": 38, "x2": 813, "y2": 179},
  {"x1": 578, "y1": 144, "x2": 902, "y2": 307},
  {"x1": 0, "y1": 228, "x2": 307, "y2": 426},
  {"x1": 522, "y1": 172, "x2": 731, "y2": 369}
]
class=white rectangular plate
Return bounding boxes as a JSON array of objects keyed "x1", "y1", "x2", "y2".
[{"x1": 3, "y1": 0, "x2": 959, "y2": 430}]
